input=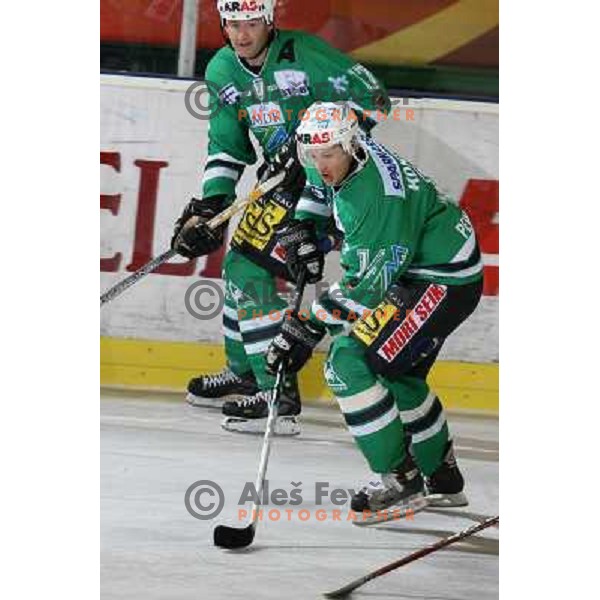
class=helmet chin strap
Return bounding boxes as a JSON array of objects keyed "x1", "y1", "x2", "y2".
[
  {"x1": 352, "y1": 144, "x2": 369, "y2": 169},
  {"x1": 343, "y1": 138, "x2": 368, "y2": 169}
]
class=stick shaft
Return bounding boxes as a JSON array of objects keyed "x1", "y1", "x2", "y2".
[
  {"x1": 367, "y1": 516, "x2": 499, "y2": 579},
  {"x1": 249, "y1": 365, "x2": 284, "y2": 525},
  {"x1": 100, "y1": 249, "x2": 177, "y2": 306},
  {"x1": 325, "y1": 516, "x2": 499, "y2": 598},
  {"x1": 100, "y1": 172, "x2": 285, "y2": 307},
  {"x1": 248, "y1": 270, "x2": 307, "y2": 527}
]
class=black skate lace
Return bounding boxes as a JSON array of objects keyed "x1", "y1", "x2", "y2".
[{"x1": 204, "y1": 368, "x2": 241, "y2": 389}]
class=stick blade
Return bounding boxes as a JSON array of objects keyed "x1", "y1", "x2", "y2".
[
  {"x1": 323, "y1": 579, "x2": 364, "y2": 599},
  {"x1": 213, "y1": 523, "x2": 255, "y2": 549}
]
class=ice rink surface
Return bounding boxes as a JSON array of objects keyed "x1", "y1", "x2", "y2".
[{"x1": 101, "y1": 390, "x2": 498, "y2": 600}]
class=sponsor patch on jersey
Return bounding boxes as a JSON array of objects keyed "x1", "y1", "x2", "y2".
[
  {"x1": 218, "y1": 83, "x2": 241, "y2": 106},
  {"x1": 274, "y1": 70, "x2": 309, "y2": 98},
  {"x1": 376, "y1": 284, "x2": 447, "y2": 363},
  {"x1": 398, "y1": 158, "x2": 421, "y2": 193},
  {"x1": 352, "y1": 302, "x2": 398, "y2": 347},
  {"x1": 248, "y1": 102, "x2": 285, "y2": 128},
  {"x1": 365, "y1": 138, "x2": 405, "y2": 198},
  {"x1": 265, "y1": 126, "x2": 290, "y2": 153},
  {"x1": 270, "y1": 241, "x2": 287, "y2": 263},
  {"x1": 233, "y1": 199, "x2": 287, "y2": 251},
  {"x1": 269, "y1": 189, "x2": 296, "y2": 210}
]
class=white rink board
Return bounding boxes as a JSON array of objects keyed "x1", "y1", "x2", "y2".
[{"x1": 101, "y1": 75, "x2": 498, "y2": 363}]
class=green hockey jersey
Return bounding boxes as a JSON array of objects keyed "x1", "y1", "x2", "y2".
[
  {"x1": 199, "y1": 29, "x2": 390, "y2": 275},
  {"x1": 294, "y1": 137, "x2": 483, "y2": 327}
]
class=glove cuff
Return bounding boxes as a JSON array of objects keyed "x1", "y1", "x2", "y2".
[
  {"x1": 190, "y1": 195, "x2": 227, "y2": 218},
  {"x1": 283, "y1": 314, "x2": 326, "y2": 346}
]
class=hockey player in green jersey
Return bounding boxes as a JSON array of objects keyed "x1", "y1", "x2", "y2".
[
  {"x1": 170, "y1": 0, "x2": 391, "y2": 435},
  {"x1": 265, "y1": 101, "x2": 483, "y2": 517}
]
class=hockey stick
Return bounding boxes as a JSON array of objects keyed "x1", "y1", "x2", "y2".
[
  {"x1": 100, "y1": 171, "x2": 286, "y2": 307},
  {"x1": 213, "y1": 269, "x2": 307, "y2": 550},
  {"x1": 323, "y1": 515, "x2": 499, "y2": 598}
]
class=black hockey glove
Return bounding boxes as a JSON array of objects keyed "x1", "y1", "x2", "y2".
[
  {"x1": 265, "y1": 313, "x2": 326, "y2": 375},
  {"x1": 171, "y1": 196, "x2": 227, "y2": 259},
  {"x1": 277, "y1": 219, "x2": 325, "y2": 284},
  {"x1": 257, "y1": 138, "x2": 306, "y2": 199}
]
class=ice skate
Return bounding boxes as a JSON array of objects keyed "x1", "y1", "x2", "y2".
[
  {"x1": 351, "y1": 455, "x2": 428, "y2": 526},
  {"x1": 425, "y1": 441, "x2": 469, "y2": 508},
  {"x1": 221, "y1": 376, "x2": 301, "y2": 436},
  {"x1": 186, "y1": 367, "x2": 258, "y2": 408}
]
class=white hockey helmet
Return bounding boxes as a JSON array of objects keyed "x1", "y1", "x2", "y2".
[
  {"x1": 295, "y1": 101, "x2": 362, "y2": 166},
  {"x1": 217, "y1": 0, "x2": 275, "y2": 26}
]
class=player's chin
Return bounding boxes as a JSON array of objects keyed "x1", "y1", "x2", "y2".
[{"x1": 234, "y1": 44, "x2": 255, "y2": 58}]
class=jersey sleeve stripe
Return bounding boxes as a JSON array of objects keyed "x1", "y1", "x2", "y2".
[
  {"x1": 408, "y1": 244, "x2": 482, "y2": 274},
  {"x1": 202, "y1": 166, "x2": 242, "y2": 184},
  {"x1": 406, "y1": 258, "x2": 483, "y2": 279},
  {"x1": 206, "y1": 158, "x2": 246, "y2": 175},
  {"x1": 209, "y1": 152, "x2": 247, "y2": 165},
  {"x1": 450, "y1": 229, "x2": 477, "y2": 263},
  {"x1": 296, "y1": 198, "x2": 332, "y2": 217}
]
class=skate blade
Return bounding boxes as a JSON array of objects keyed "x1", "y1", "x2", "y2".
[
  {"x1": 185, "y1": 393, "x2": 245, "y2": 408},
  {"x1": 220, "y1": 415, "x2": 301, "y2": 436},
  {"x1": 352, "y1": 494, "x2": 429, "y2": 527},
  {"x1": 425, "y1": 491, "x2": 469, "y2": 508}
]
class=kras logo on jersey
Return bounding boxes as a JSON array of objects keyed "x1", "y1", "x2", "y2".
[{"x1": 274, "y1": 70, "x2": 309, "y2": 99}]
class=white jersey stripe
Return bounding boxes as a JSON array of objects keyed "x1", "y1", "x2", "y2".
[
  {"x1": 336, "y1": 382, "x2": 388, "y2": 414},
  {"x1": 202, "y1": 166, "x2": 240, "y2": 184}
]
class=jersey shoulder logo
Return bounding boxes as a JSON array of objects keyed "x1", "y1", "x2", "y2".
[
  {"x1": 274, "y1": 70, "x2": 309, "y2": 99},
  {"x1": 328, "y1": 75, "x2": 349, "y2": 94},
  {"x1": 218, "y1": 83, "x2": 241, "y2": 106},
  {"x1": 348, "y1": 64, "x2": 380, "y2": 91}
]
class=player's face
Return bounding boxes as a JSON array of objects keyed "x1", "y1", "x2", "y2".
[
  {"x1": 309, "y1": 145, "x2": 353, "y2": 186},
  {"x1": 224, "y1": 19, "x2": 271, "y2": 63}
]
